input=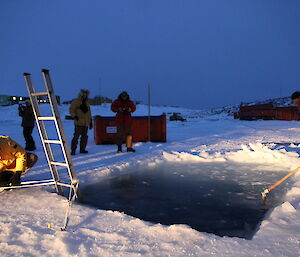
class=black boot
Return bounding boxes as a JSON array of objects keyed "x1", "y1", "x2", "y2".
[
  {"x1": 80, "y1": 150, "x2": 88, "y2": 154},
  {"x1": 9, "y1": 171, "x2": 22, "y2": 186},
  {"x1": 0, "y1": 171, "x2": 13, "y2": 187},
  {"x1": 25, "y1": 146, "x2": 36, "y2": 151},
  {"x1": 117, "y1": 145, "x2": 122, "y2": 153},
  {"x1": 127, "y1": 147, "x2": 136, "y2": 152}
]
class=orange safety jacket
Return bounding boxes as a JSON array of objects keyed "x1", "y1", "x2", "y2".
[{"x1": 0, "y1": 136, "x2": 27, "y2": 173}]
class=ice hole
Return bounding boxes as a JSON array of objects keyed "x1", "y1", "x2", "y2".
[{"x1": 78, "y1": 161, "x2": 290, "y2": 239}]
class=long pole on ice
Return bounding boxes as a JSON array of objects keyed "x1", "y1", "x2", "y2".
[
  {"x1": 261, "y1": 166, "x2": 300, "y2": 201},
  {"x1": 148, "y1": 84, "x2": 151, "y2": 142}
]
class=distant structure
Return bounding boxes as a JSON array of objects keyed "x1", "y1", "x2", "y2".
[
  {"x1": 0, "y1": 94, "x2": 60, "y2": 106},
  {"x1": 0, "y1": 95, "x2": 12, "y2": 106},
  {"x1": 36, "y1": 95, "x2": 61, "y2": 105},
  {"x1": 89, "y1": 96, "x2": 112, "y2": 105},
  {"x1": 0, "y1": 95, "x2": 27, "y2": 106}
]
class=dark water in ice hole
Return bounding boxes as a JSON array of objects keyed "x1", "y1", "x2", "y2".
[{"x1": 78, "y1": 162, "x2": 290, "y2": 239}]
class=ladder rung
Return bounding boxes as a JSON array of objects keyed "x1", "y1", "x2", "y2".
[
  {"x1": 0, "y1": 181, "x2": 56, "y2": 190},
  {"x1": 38, "y1": 116, "x2": 56, "y2": 121},
  {"x1": 31, "y1": 92, "x2": 48, "y2": 96},
  {"x1": 50, "y1": 161, "x2": 68, "y2": 167},
  {"x1": 56, "y1": 182, "x2": 77, "y2": 188},
  {"x1": 21, "y1": 179, "x2": 54, "y2": 185},
  {"x1": 44, "y1": 139, "x2": 62, "y2": 144}
]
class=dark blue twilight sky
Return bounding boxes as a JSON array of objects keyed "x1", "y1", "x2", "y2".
[{"x1": 0, "y1": 0, "x2": 299, "y2": 108}]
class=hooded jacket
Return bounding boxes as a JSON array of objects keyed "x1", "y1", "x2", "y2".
[
  {"x1": 19, "y1": 104, "x2": 35, "y2": 127},
  {"x1": 111, "y1": 93, "x2": 136, "y2": 125},
  {"x1": 69, "y1": 97, "x2": 92, "y2": 127},
  {"x1": 0, "y1": 136, "x2": 27, "y2": 173}
]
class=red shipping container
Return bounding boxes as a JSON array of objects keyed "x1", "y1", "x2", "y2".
[
  {"x1": 239, "y1": 109, "x2": 276, "y2": 120},
  {"x1": 94, "y1": 115, "x2": 167, "y2": 145},
  {"x1": 240, "y1": 103, "x2": 274, "y2": 112},
  {"x1": 275, "y1": 107, "x2": 299, "y2": 121}
]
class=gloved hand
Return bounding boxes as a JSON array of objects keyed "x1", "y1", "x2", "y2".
[
  {"x1": 9, "y1": 171, "x2": 22, "y2": 186},
  {"x1": 128, "y1": 107, "x2": 132, "y2": 112},
  {"x1": 74, "y1": 116, "x2": 79, "y2": 121},
  {"x1": 89, "y1": 120, "x2": 93, "y2": 130},
  {"x1": 118, "y1": 107, "x2": 124, "y2": 112}
]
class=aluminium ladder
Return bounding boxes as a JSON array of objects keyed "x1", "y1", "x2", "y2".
[{"x1": 23, "y1": 69, "x2": 78, "y2": 230}]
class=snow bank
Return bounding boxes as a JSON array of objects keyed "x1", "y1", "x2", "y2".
[
  {"x1": 162, "y1": 143, "x2": 300, "y2": 171},
  {"x1": 1, "y1": 103, "x2": 300, "y2": 256}
]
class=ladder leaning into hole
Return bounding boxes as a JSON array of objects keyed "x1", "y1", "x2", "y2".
[{"x1": 22, "y1": 69, "x2": 78, "y2": 231}]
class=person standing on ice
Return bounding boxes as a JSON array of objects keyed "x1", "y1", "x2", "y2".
[
  {"x1": 0, "y1": 136, "x2": 38, "y2": 187},
  {"x1": 291, "y1": 91, "x2": 300, "y2": 110},
  {"x1": 69, "y1": 89, "x2": 92, "y2": 155},
  {"x1": 18, "y1": 99, "x2": 36, "y2": 151},
  {"x1": 111, "y1": 91, "x2": 136, "y2": 153}
]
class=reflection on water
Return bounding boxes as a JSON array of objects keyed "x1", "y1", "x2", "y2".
[{"x1": 78, "y1": 162, "x2": 289, "y2": 239}]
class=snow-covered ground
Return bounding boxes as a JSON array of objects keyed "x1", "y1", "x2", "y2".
[{"x1": 0, "y1": 104, "x2": 300, "y2": 257}]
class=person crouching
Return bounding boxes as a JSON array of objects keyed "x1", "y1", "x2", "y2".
[
  {"x1": 0, "y1": 136, "x2": 38, "y2": 187},
  {"x1": 111, "y1": 91, "x2": 136, "y2": 153}
]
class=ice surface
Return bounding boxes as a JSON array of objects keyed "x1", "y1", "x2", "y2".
[{"x1": 78, "y1": 161, "x2": 289, "y2": 239}]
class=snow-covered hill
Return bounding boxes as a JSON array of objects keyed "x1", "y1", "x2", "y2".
[{"x1": 210, "y1": 96, "x2": 294, "y2": 117}]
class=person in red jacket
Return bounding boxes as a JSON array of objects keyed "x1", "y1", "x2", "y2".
[{"x1": 111, "y1": 91, "x2": 136, "y2": 153}]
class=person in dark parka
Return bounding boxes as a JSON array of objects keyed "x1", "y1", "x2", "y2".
[
  {"x1": 111, "y1": 91, "x2": 136, "y2": 153},
  {"x1": 18, "y1": 100, "x2": 36, "y2": 151}
]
